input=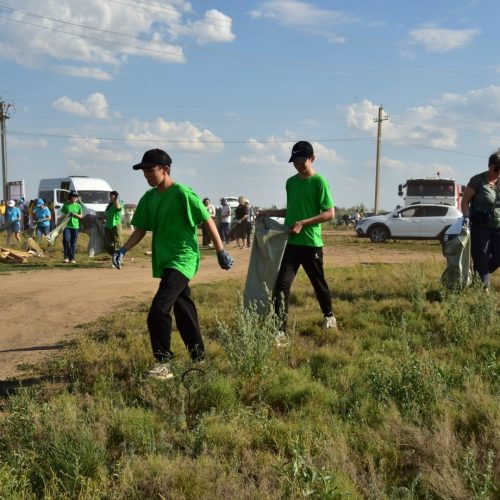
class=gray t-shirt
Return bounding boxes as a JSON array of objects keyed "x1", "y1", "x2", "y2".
[{"x1": 468, "y1": 172, "x2": 500, "y2": 228}]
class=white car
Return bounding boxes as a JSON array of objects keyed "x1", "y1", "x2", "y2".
[
  {"x1": 356, "y1": 204, "x2": 462, "y2": 243},
  {"x1": 221, "y1": 196, "x2": 239, "y2": 209}
]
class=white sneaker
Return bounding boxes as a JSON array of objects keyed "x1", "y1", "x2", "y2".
[
  {"x1": 323, "y1": 315, "x2": 337, "y2": 329},
  {"x1": 275, "y1": 330, "x2": 289, "y2": 347},
  {"x1": 147, "y1": 362, "x2": 174, "y2": 380}
]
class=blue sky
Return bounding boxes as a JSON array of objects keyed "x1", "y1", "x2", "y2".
[{"x1": 1, "y1": 0, "x2": 499, "y2": 210}]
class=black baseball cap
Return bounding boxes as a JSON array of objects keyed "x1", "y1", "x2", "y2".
[
  {"x1": 288, "y1": 141, "x2": 314, "y2": 163},
  {"x1": 109, "y1": 190, "x2": 119, "y2": 197},
  {"x1": 68, "y1": 190, "x2": 79, "y2": 198},
  {"x1": 133, "y1": 148, "x2": 172, "y2": 170}
]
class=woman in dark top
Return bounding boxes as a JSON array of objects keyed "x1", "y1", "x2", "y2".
[
  {"x1": 233, "y1": 196, "x2": 249, "y2": 249},
  {"x1": 461, "y1": 151, "x2": 500, "y2": 290}
]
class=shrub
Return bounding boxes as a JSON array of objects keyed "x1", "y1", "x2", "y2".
[
  {"x1": 217, "y1": 296, "x2": 280, "y2": 378},
  {"x1": 263, "y1": 367, "x2": 333, "y2": 413},
  {"x1": 366, "y1": 353, "x2": 446, "y2": 422}
]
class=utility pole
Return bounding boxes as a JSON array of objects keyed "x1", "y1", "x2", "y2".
[
  {"x1": 0, "y1": 100, "x2": 12, "y2": 201},
  {"x1": 373, "y1": 105, "x2": 388, "y2": 214}
]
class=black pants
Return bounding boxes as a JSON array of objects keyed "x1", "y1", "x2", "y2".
[
  {"x1": 274, "y1": 244, "x2": 332, "y2": 329},
  {"x1": 104, "y1": 225, "x2": 123, "y2": 256},
  {"x1": 470, "y1": 224, "x2": 500, "y2": 287},
  {"x1": 147, "y1": 268, "x2": 205, "y2": 361}
]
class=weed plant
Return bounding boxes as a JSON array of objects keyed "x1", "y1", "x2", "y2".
[
  {"x1": 216, "y1": 296, "x2": 280, "y2": 379},
  {"x1": 0, "y1": 260, "x2": 498, "y2": 498}
]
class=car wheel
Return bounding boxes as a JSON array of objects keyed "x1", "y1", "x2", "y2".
[{"x1": 369, "y1": 225, "x2": 389, "y2": 243}]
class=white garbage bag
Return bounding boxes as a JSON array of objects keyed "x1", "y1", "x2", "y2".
[{"x1": 441, "y1": 220, "x2": 473, "y2": 289}]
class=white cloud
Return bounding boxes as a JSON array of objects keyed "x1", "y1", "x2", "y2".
[
  {"x1": 55, "y1": 65, "x2": 112, "y2": 80},
  {"x1": 436, "y1": 85, "x2": 500, "y2": 134},
  {"x1": 382, "y1": 157, "x2": 456, "y2": 179},
  {"x1": 0, "y1": 1, "x2": 234, "y2": 77},
  {"x1": 409, "y1": 26, "x2": 479, "y2": 53},
  {"x1": 344, "y1": 86, "x2": 500, "y2": 160},
  {"x1": 249, "y1": 0, "x2": 354, "y2": 42},
  {"x1": 172, "y1": 9, "x2": 236, "y2": 44},
  {"x1": 10, "y1": 136, "x2": 49, "y2": 149},
  {"x1": 344, "y1": 100, "x2": 380, "y2": 131},
  {"x1": 125, "y1": 118, "x2": 224, "y2": 153},
  {"x1": 438, "y1": 85, "x2": 500, "y2": 116},
  {"x1": 64, "y1": 138, "x2": 132, "y2": 163},
  {"x1": 52, "y1": 93, "x2": 110, "y2": 119},
  {"x1": 343, "y1": 99, "x2": 458, "y2": 149},
  {"x1": 240, "y1": 134, "x2": 340, "y2": 166}
]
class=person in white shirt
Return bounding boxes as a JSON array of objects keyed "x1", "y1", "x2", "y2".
[{"x1": 218, "y1": 198, "x2": 231, "y2": 244}]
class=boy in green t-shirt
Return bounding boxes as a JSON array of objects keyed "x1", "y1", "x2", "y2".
[
  {"x1": 104, "y1": 190, "x2": 123, "y2": 256},
  {"x1": 112, "y1": 148, "x2": 234, "y2": 380},
  {"x1": 61, "y1": 191, "x2": 83, "y2": 263},
  {"x1": 260, "y1": 141, "x2": 336, "y2": 334}
]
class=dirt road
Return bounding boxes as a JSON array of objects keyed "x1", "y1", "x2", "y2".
[{"x1": 0, "y1": 242, "x2": 440, "y2": 380}]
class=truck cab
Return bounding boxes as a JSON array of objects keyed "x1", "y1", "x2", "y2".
[{"x1": 398, "y1": 176, "x2": 464, "y2": 209}]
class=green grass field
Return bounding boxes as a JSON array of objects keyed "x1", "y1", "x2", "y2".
[{"x1": 0, "y1": 233, "x2": 498, "y2": 498}]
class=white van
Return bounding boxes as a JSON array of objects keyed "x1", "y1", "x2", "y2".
[{"x1": 38, "y1": 176, "x2": 113, "y2": 220}]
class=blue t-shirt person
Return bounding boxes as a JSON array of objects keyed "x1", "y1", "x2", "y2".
[
  {"x1": 34, "y1": 205, "x2": 51, "y2": 227},
  {"x1": 6, "y1": 206, "x2": 21, "y2": 223}
]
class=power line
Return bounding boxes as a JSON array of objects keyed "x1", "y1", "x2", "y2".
[
  {"x1": 8, "y1": 128, "x2": 489, "y2": 158},
  {"x1": 0, "y1": 3, "x2": 155, "y2": 42},
  {"x1": 386, "y1": 140, "x2": 486, "y2": 158},
  {"x1": 0, "y1": 1, "x2": 231, "y2": 29},
  {"x1": 0, "y1": 7, "x2": 496, "y2": 77},
  {"x1": 10, "y1": 129, "x2": 373, "y2": 144}
]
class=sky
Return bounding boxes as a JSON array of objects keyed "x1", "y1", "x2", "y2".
[{"x1": 1, "y1": 0, "x2": 500, "y2": 210}]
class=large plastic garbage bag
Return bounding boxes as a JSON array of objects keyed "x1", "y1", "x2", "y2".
[
  {"x1": 243, "y1": 216, "x2": 289, "y2": 314},
  {"x1": 441, "y1": 220, "x2": 472, "y2": 289}
]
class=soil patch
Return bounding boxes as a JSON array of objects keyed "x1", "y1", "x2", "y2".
[{"x1": 0, "y1": 242, "x2": 440, "y2": 380}]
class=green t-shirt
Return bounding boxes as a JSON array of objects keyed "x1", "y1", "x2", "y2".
[
  {"x1": 105, "y1": 200, "x2": 123, "y2": 229},
  {"x1": 468, "y1": 172, "x2": 500, "y2": 228},
  {"x1": 61, "y1": 201, "x2": 83, "y2": 229},
  {"x1": 131, "y1": 183, "x2": 210, "y2": 279},
  {"x1": 284, "y1": 173, "x2": 334, "y2": 247}
]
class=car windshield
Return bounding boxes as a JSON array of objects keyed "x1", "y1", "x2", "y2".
[
  {"x1": 407, "y1": 181, "x2": 455, "y2": 196},
  {"x1": 78, "y1": 191, "x2": 110, "y2": 204}
]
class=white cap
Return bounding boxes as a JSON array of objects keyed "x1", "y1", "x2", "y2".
[{"x1": 7, "y1": 200, "x2": 15, "y2": 207}]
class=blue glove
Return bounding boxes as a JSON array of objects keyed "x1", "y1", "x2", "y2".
[
  {"x1": 217, "y1": 250, "x2": 234, "y2": 270},
  {"x1": 112, "y1": 247, "x2": 127, "y2": 269},
  {"x1": 462, "y1": 216, "x2": 470, "y2": 227}
]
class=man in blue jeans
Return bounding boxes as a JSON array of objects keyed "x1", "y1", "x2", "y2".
[{"x1": 61, "y1": 191, "x2": 83, "y2": 263}]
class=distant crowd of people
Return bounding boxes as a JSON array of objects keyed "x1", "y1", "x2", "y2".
[
  {"x1": 201, "y1": 196, "x2": 256, "y2": 250},
  {"x1": 1, "y1": 191, "x2": 124, "y2": 265},
  {"x1": 1, "y1": 197, "x2": 53, "y2": 247}
]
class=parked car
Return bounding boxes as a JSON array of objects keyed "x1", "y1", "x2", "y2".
[
  {"x1": 355, "y1": 204, "x2": 462, "y2": 243},
  {"x1": 221, "y1": 196, "x2": 239, "y2": 209}
]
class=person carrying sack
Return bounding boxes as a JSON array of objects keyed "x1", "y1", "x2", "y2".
[{"x1": 461, "y1": 150, "x2": 500, "y2": 291}]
